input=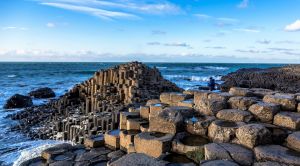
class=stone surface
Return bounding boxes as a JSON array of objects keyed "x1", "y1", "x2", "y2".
[
  {"x1": 140, "y1": 106, "x2": 150, "y2": 119},
  {"x1": 108, "y1": 153, "x2": 166, "y2": 166},
  {"x1": 228, "y1": 96, "x2": 257, "y2": 111},
  {"x1": 263, "y1": 94, "x2": 297, "y2": 111},
  {"x1": 229, "y1": 87, "x2": 254, "y2": 97},
  {"x1": 4, "y1": 94, "x2": 33, "y2": 109},
  {"x1": 41, "y1": 143, "x2": 73, "y2": 160},
  {"x1": 126, "y1": 118, "x2": 148, "y2": 130},
  {"x1": 236, "y1": 124, "x2": 272, "y2": 149},
  {"x1": 249, "y1": 102, "x2": 280, "y2": 123},
  {"x1": 254, "y1": 145, "x2": 300, "y2": 165},
  {"x1": 216, "y1": 109, "x2": 253, "y2": 122},
  {"x1": 185, "y1": 115, "x2": 216, "y2": 136},
  {"x1": 104, "y1": 130, "x2": 120, "y2": 150},
  {"x1": 84, "y1": 135, "x2": 104, "y2": 148},
  {"x1": 119, "y1": 130, "x2": 140, "y2": 152},
  {"x1": 287, "y1": 131, "x2": 300, "y2": 152},
  {"x1": 134, "y1": 132, "x2": 174, "y2": 158},
  {"x1": 194, "y1": 98, "x2": 227, "y2": 116},
  {"x1": 119, "y1": 112, "x2": 140, "y2": 130},
  {"x1": 201, "y1": 160, "x2": 239, "y2": 166},
  {"x1": 29, "y1": 87, "x2": 56, "y2": 98},
  {"x1": 208, "y1": 120, "x2": 244, "y2": 143},
  {"x1": 273, "y1": 111, "x2": 300, "y2": 130},
  {"x1": 253, "y1": 161, "x2": 289, "y2": 166},
  {"x1": 204, "y1": 143, "x2": 254, "y2": 166},
  {"x1": 146, "y1": 99, "x2": 161, "y2": 106}
]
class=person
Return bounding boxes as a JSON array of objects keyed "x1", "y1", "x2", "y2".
[{"x1": 208, "y1": 77, "x2": 216, "y2": 91}]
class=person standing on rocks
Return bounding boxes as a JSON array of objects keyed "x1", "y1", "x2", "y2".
[{"x1": 208, "y1": 77, "x2": 216, "y2": 91}]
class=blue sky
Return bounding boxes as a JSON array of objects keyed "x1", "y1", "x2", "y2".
[{"x1": 0, "y1": 0, "x2": 300, "y2": 63}]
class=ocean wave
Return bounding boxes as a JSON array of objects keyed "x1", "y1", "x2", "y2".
[
  {"x1": 195, "y1": 66, "x2": 229, "y2": 70},
  {"x1": 164, "y1": 75, "x2": 222, "y2": 82},
  {"x1": 156, "y1": 67, "x2": 167, "y2": 69},
  {"x1": 7, "y1": 75, "x2": 17, "y2": 78}
]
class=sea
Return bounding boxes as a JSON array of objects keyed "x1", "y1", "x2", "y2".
[{"x1": 0, "y1": 62, "x2": 284, "y2": 165}]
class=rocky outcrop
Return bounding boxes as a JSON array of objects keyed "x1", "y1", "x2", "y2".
[
  {"x1": 221, "y1": 65, "x2": 300, "y2": 93},
  {"x1": 29, "y1": 87, "x2": 56, "y2": 98},
  {"x1": 4, "y1": 94, "x2": 33, "y2": 109}
]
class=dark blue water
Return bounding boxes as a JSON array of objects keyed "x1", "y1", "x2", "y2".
[{"x1": 0, "y1": 62, "x2": 284, "y2": 165}]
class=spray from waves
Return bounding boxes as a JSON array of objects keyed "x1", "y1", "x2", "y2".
[
  {"x1": 156, "y1": 67, "x2": 168, "y2": 69},
  {"x1": 195, "y1": 66, "x2": 229, "y2": 70},
  {"x1": 7, "y1": 75, "x2": 17, "y2": 78},
  {"x1": 164, "y1": 75, "x2": 222, "y2": 82}
]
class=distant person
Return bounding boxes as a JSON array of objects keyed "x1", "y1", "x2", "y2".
[{"x1": 208, "y1": 77, "x2": 216, "y2": 91}]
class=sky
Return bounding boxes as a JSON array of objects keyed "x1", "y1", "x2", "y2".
[{"x1": 0, "y1": 0, "x2": 300, "y2": 63}]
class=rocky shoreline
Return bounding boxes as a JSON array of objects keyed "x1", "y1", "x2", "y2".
[{"x1": 5, "y1": 62, "x2": 300, "y2": 165}]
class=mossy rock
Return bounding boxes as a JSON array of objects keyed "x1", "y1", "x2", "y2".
[{"x1": 186, "y1": 149, "x2": 204, "y2": 164}]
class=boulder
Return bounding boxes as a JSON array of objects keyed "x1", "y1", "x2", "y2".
[
  {"x1": 254, "y1": 145, "x2": 300, "y2": 165},
  {"x1": 134, "y1": 132, "x2": 174, "y2": 158},
  {"x1": 236, "y1": 124, "x2": 272, "y2": 149},
  {"x1": 204, "y1": 143, "x2": 254, "y2": 166},
  {"x1": 208, "y1": 92, "x2": 232, "y2": 102},
  {"x1": 216, "y1": 109, "x2": 253, "y2": 122},
  {"x1": 229, "y1": 87, "x2": 254, "y2": 97},
  {"x1": 249, "y1": 102, "x2": 280, "y2": 123},
  {"x1": 29, "y1": 87, "x2": 55, "y2": 98},
  {"x1": 287, "y1": 131, "x2": 300, "y2": 152},
  {"x1": 273, "y1": 112, "x2": 300, "y2": 130},
  {"x1": 228, "y1": 96, "x2": 257, "y2": 111},
  {"x1": 107, "y1": 150, "x2": 125, "y2": 160},
  {"x1": 108, "y1": 153, "x2": 166, "y2": 166},
  {"x1": 160, "y1": 92, "x2": 189, "y2": 105},
  {"x1": 42, "y1": 143, "x2": 73, "y2": 160},
  {"x1": 201, "y1": 160, "x2": 239, "y2": 166},
  {"x1": 250, "y1": 88, "x2": 277, "y2": 99},
  {"x1": 84, "y1": 134, "x2": 104, "y2": 148},
  {"x1": 194, "y1": 91, "x2": 211, "y2": 103},
  {"x1": 185, "y1": 115, "x2": 216, "y2": 136},
  {"x1": 263, "y1": 94, "x2": 297, "y2": 111},
  {"x1": 208, "y1": 120, "x2": 244, "y2": 143},
  {"x1": 119, "y1": 130, "x2": 140, "y2": 152},
  {"x1": 104, "y1": 130, "x2": 120, "y2": 150},
  {"x1": 194, "y1": 98, "x2": 227, "y2": 116},
  {"x1": 4, "y1": 94, "x2": 33, "y2": 109}
]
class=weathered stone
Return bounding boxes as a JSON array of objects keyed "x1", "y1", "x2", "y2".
[
  {"x1": 254, "y1": 145, "x2": 300, "y2": 165},
  {"x1": 287, "y1": 131, "x2": 300, "y2": 152},
  {"x1": 263, "y1": 94, "x2": 297, "y2": 111},
  {"x1": 201, "y1": 160, "x2": 239, "y2": 166},
  {"x1": 108, "y1": 153, "x2": 166, "y2": 166},
  {"x1": 126, "y1": 118, "x2": 148, "y2": 130},
  {"x1": 208, "y1": 92, "x2": 232, "y2": 102},
  {"x1": 249, "y1": 102, "x2": 280, "y2": 123},
  {"x1": 259, "y1": 123, "x2": 289, "y2": 145},
  {"x1": 42, "y1": 143, "x2": 73, "y2": 160},
  {"x1": 177, "y1": 99, "x2": 194, "y2": 108},
  {"x1": 236, "y1": 124, "x2": 272, "y2": 149},
  {"x1": 146, "y1": 99, "x2": 161, "y2": 106},
  {"x1": 170, "y1": 92, "x2": 190, "y2": 103},
  {"x1": 119, "y1": 112, "x2": 140, "y2": 130},
  {"x1": 204, "y1": 143, "x2": 254, "y2": 166},
  {"x1": 149, "y1": 106, "x2": 194, "y2": 134},
  {"x1": 84, "y1": 134, "x2": 104, "y2": 148},
  {"x1": 194, "y1": 98, "x2": 227, "y2": 116},
  {"x1": 185, "y1": 115, "x2": 216, "y2": 136},
  {"x1": 194, "y1": 91, "x2": 211, "y2": 104},
  {"x1": 160, "y1": 92, "x2": 172, "y2": 104},
  {"x1": 128, "y1": 107, "x2": 140, "y2": 113},
  {"x1": 163, "y1": 153, "x2": 195, "y2": 165},
  {"x1": 104, "y1": 130, "x2": 120, "y2": 150},
  {"x1": 273, "y1": 112, "x2": 300, "y2": 130},
  {"x1": 49, "y1": 161, "x2": 75, "y2": 166},
  {"x1": 4, "y1": 94, "x2": 33, "y2": 109},
  {"x1": 107, "y1": 150, "x2": 125, "y2": 160},
  {"x1": 253, "y1": 161, "x2": 289, "y2": 166},
  {"x1": 134, "y1": 132, "x2": 174, "y2": 158},
  {"x1": 250, "y1": 88, "x2": 277, "y2": 98},
  {"x1": 229, "y1": 87, "x2": 254, "y2": 97},
  {"x1": 208, "y1": 120, "x2": 244, "y2": 143},
  {"x1": 216, "y1": 109, "x2": 253, "y2": 122},
  {"x1": 298, "y1": 103, "x2": 300, "y2": 112},
  {"x1": 29, "y1": 87, "x2": 56, "y2": 99},
  {"x1": 149, "y1": 103, "x2": 167, "y2": 118},
  {"x1": 119, "y1": 130, "x2": 140, "y2": 152},
  {"x1": 19, "y1": 157, "x2": 47, "y2": 166},
  {"x1": 75, "y1": 150, "x2": 106, "y2": 162},
  {"x1": 172, "y1": 132, "x2": 208, "y2": 155},
  {"x1": 140, "y1": 106, "x2": 150, "y2": 119},
  {"x1": 228, "y1": 96, "x2": 257, "y2": 111}
]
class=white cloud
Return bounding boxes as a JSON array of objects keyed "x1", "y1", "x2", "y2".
[
  {"x1": 194, "y1": 14, "x2": 212, "y2": 19},
  {"x1": 256, "y1": 39, "x2": 271, "y2": 44},
  {"x1": 284, "y1": 20, "x2": 300, "y2": 32},
  {"x1": 46, "y1": 22, "x2": 56, "y2": 28},
  {"x1": 237, "y1": 0, "x2": 249, "y2": 8},
  {"x1": 147, "y1": 42, "x2": 193, "y2": 49},
  {"x1": 2, "y1": 26, "x2": 28, "y2": 31},
  {"x1": 234, "y1": 28, "x2": 260, "y2": 33}
]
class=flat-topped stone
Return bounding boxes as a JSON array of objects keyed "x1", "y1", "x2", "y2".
[
  {"x1": 201, "y1": 160, "x2": 239, "y2": 166},
  {"x1": 146, "y1": 99, "x2": 161, "y2": 106},
  {"x1": 204, "y1": 143, "x2": 254, "y2": 166},
  {"x1": 254, "y1": 145, "x2": 300, "y2": 165},
  {"x1": 194, "y1": 98, "x2": 227, "y2": 116},
  {"x1": 263, "y1": 94, "x2": 297, "y2": 111},
  {"x1": 216, "y1": 109, "x2": 253, "y2": 122},
  {"x1": 42, "y1": 143, "x2": 74, "y2": 160},
  {"x1": 140, "y1": 106, "x2": 150, "y2": 119},
  {"x1": 104, "y1": 130, "x2": 120, "y2": 150},
  {"x1": 119, "y1": 112, "x2": 140, "y2": 130},
  {"x1": 253, "y1": 161, "x2": 289, "y2": 166},
  {"x1": 177, "y1": 99, "x2": 194, "y2": 108},
  {"x1": 84, "y1": 134, "x2": 104, "y2": 148},
  {"x1": 119, "y1": 130, "x2": 140, "y2": 152},
  {"x1": 228, "y1": 96, "x2": 258, "y2": 111},
  {"x1": 172, "y1": 132, "x2": 208, "y2": 155},
  {"x1": 273, "y1": 111, "x2": 300, "y2": 130},
  {"x1": 236, "y1": 124, "x2": 272, "y2": 149},
  {"x1": 249, "y1": 102, "x2": 280, "y2": 123},
  {"x1": 108, "y1": 153, "x2": 166, "y2": 166},
  {"x1": 250, "y1": 88, "x2": 277, "y2": 98},
  {"x1": 287, "y1": 131, "x2": 300, "y2": 152},
  {"x1": 126, "y1": 118, "x2": 148, "y2": 130},
  {"x1": 185, "y1": 115, "x2": 216, "y2": 136},
  {"x1": 229, "y1": 87, "x2": 254, "y2": 97}
]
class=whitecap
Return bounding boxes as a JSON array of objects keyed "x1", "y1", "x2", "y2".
[
  {"x1": 7, "y1": 75, "x2": 17, "y2": 78},
  {"x1": 156, "y1": 67, "x2": 167, "y2": 69},
  {"x1": 203, "y1": 66, "x2": 229, "y2": 70}
]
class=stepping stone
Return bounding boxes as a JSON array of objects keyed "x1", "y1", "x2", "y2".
[
  {"x1": 254, "y1": 145, "x2": 300, "y2": 165},
  {"x1": 194, "y1": 98, "x2": 227, "y2": 116},
  {"x1": 149, "y1": 103, "x2": 168, "y2": 118},
  {"x1": 287, "y1": 131, "x2": 300, "y2": 152},
  {"x1": 208, "y1": 120, "x2": 244, "y2": 143},
  {"x1": 263, "y1": 94, "x2": 297, "y2": 111},
  {"x1": 160, "y1": 92, "x2": 189, "y2": 105},
  {"x1": 228, "y1": 96, "x2": 258, "y2": 111},
  {"x1": 172, "y1": 132, "x2": 208, "y2": 155},
  {"x1": 104, "y1": 129, "x2": 120, "y2": 150},
  {"x1": 186, "y1": 115, "x2": 216, "y2": 136},
  {"x1": 204, "y1": 143, "x2": 254, "y2": 166},
  {"x1": 236, "y1": 124, "x2": 272, "y2": 149},
  {"x1": 273, "y1": 112, "x2": 300, "y2": 130},
  {"x1": 249, "y1": 102, "x2": 280, "y2": 123},
  {"x1": 134, "y1": 132, "x2": 174, "y2": 158},
  {"x1": 108, "y1": 153, "x2": 166, "y2": 166},
  {"x1": 119, "y1": 130, "x2": 140, "y2": 152},
  {"x1": 84, "y1": 134, "x2": 104, "y2": 148},
  {"x1": 177, "y1": 99, "x2": 194, "y2": 108},
  {"x1": 201, "y1": 160, "x2": 239, "y2": 166},
  {"x1": 119, "y1": 112, "x2": 140, "y2": 130},
  {"x1": 126, "y1": 118, "x2": 148, "y2": 130},
  {"x1": 229, "y1": 87, "x2": 254, "y2": 97},
  {"x1": 250, "y1": 88, "x2": 277, "y2": 98},
  {"x1": 42, "y1": 143, "x2": 73, "y2": 160},
  {"x1": 216, "y1": 109, "x2": 253, "y2": 122}
]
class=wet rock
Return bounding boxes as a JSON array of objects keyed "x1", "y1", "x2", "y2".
[
  {"x1": 249, "y1": 102, "x2": 280, "y2": 123},
  {"x1": 107, "y1": 150, "x2": 125, "y2": 160},
  {"x1": 42, "y1": 143, "x2": 73, "y2": 160},
  {"x1": 108, "y1": 153, "x2": 166, "y2": 166},
  {"x1": 49, "y1": 160, "x2": 75, "y2": 166},
  {"x1": 204, "y1": 143, "x2": 254, "y2": 166},
  {"x1": 228, "y1": 96, "x2": 257, "y2": 111},
  {"x1": 4, "y1": 94, "x2": 33, "y2": 109},
  {"x1": 236, "y1": 124, "x2": 272, "y2": 149},
  {"x1": 201, "y1": 160, "x2": 239, "y2": 166},
  {"x1": 273, "y1": 112, "x2": 300, "y2": 130},
  {"x1": 208, "y1": 120, "x2": 244, "y2": 143},
  {"x1": 263, "y1": 93, "x2": 297, "y2": 111},
  {"x1": 253, "y1": 161, "x2": 289, "y2": 166},
  {"x1": 250, "y1": 88, "x2": 277, "y2": 99},
  {"x1": 20, "y1": 156, "x2": 47, "y2": 166},
  {"x1": 216, "y1": 109, "x2": 253, "y2": 122},
  {"x1": 287, "y1": 131, "x2": 300, "y2": 152},
  {"x1": 29, "y1": 87, "x2": 56, "y2": 98},
  {"x1": 254, "y1": 145, "x2": 300, "y2": 165}
]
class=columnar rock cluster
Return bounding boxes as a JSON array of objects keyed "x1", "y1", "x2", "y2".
[
  {"x1": 24, "y1": 87, "x2": 300, "y2": 165},
  {"x1": 11, "y1": 62, "x2": 181, "y2": 142}
]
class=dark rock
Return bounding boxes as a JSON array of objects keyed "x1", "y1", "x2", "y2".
[
  {"x1": 29, "y1": 87, "x2": 56, "y2": 98},
  {"x1": 4, "y1": 94, "x2": 33, "y2": 109}
]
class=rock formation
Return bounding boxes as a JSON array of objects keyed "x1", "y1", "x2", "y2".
[
  {"x1": 4, "y1": 94, "x2": 33, "y2": 109},
  {"x1": 29, "y1": 87, "x2": 56, "y2": 98},
  {"x1": 221, "y1": 65, "x2": 300, "y2": 93}
]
